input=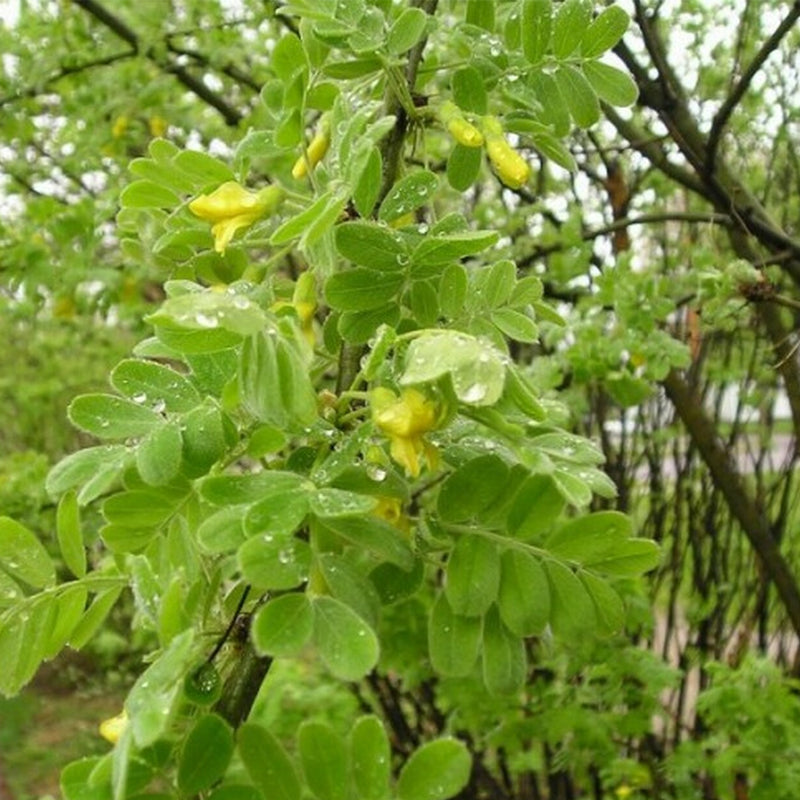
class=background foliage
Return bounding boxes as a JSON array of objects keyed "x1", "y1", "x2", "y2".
[{"x1": 2, "y1": 1, "x2": 800, "y2": 799}]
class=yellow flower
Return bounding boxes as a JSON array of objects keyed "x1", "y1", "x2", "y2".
[
  {"x1": 189, "y1": 182, "x2": 284, "y2": 254},
  {"x1": 371, "y1": 388, "x2": 439, "y2": 478},
  {"x1": 481, "y1": 116, "x2": 531, "y2": 190},
  {"x1": 441, "y1": 101, "x2": 484, "y2": 148},
  {"x1": 111, "y1": 115, "x2": 129, "y2": 139},
  {"x1": 99, "y1": 710, "x2": 128, "y2": 744},
  {"x1": 615, "y1": 785, "x2": 634, "y2": 799},
  {"x1": 373, "y1": 496, "x2": 411, "y2": 537},
  {"x1": 292, "y1": 117, "x2": 331, "y2": 180},
  {"x1": 149, "y1": 115, "x2": 168, "y2": 137}
]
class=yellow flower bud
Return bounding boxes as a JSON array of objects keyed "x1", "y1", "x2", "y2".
[
  {"x1": 292, "y1": 118, "x2": 331, "y2": 180},
  {"x1": 99, "y1": 710, "x2": 128, "y2": 744},
  {"x1": 481, "y1": 116, "x2": 530, "y2": 190},
  {"x1": 371, "y1": 387, "x2": 439, "y2": 478},
  {"x1": 149, "y1": 115, "x2": 168, "y2": 138},
  {"x1": 189, "y1": 182, "x2": 284, "y2": 254},
  {"x1": 441, "y1": 101, "x2": 484, "y2": 148},
  {"x1": 111, "y1": 115, "x2": 129, "y2": 139}
]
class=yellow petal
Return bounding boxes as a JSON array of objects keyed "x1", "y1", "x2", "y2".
[
  {"x1": 99, "y1": 710, "x2": 128, "y2": 744},
  {"x1": 389, "y1": 434, "x2": 422, "y2": 478},
  {"x1": 189, "y1": 182, "x2": 263, "y2": 223}
]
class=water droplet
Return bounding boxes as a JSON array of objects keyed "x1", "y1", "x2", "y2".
[
  {"x1": 462, "y1": 383, "x2": 487, "y2": 403},
  {"x1": 232, "y1": 295, "x2": 250, "y2": 309},
  {"x1": 417, "y1": 223, "x2": 429, "y2": 234},
  {"x1": 278, "y1": 549, "x2": 292, "y2": 564},
  {"x1": 195, "y1": 312, "x2": 218, "y2": 328},
  {"x1": 396, "y1": 254, "x2": 409, "y2": 266},
  {"x1": 366, "y1": 464, "x2": 387, "y2": 482},
  {"x1": 132, "y1": 392, "x2": 147, "y2": 404},
  {"x1": 152, "y1": 398, "x2": 166, "y2": 414}
]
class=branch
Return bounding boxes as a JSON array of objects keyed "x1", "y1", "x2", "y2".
[
  {"x1": 662, "y1": 369, "x2": 800, "y2": 647},
  {"x1": 165, "y1": 40, "x2": 262, "y2": 92},
  {"x1": 70, "y1": 0, "x2": 244, "y2": 126},
  {"x1": 707, "y1": 1, "x2": 800, "y2": 172},
  {"x1": 0, "y1": 50, "x2": 137, "y2": 109},
  {"x1": 517, "y1": 211, "x2": 732, "y2": 267}
]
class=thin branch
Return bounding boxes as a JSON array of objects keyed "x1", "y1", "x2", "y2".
[
  {"x1": 70, "y1": 0, "x2": 244, "y2": 126},
  {"x1": 518, "y1": 211, "x2": 732, "y2": 266},
  {"x1": 707, "y1": 0, "x2": 800, "y2": 172},
  {"x1": 165, "y1": 40, "x2": 262, "y2": 92},
  {"x1": 0, "y1": 50, "x2": 137, "y2": 109}
]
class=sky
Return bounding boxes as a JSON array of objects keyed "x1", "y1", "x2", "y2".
[{"x1": 0, "y1": 0, "x2": 20, "y2": 26}]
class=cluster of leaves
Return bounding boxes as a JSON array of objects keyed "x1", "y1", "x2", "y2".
[{"x1": 0, "y1": 1, "x2": 664, "y2": 799}]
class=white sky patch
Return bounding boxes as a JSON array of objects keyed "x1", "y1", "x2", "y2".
[{"x1": 0, "y1": 0, "x2": 20, "y2": 26}]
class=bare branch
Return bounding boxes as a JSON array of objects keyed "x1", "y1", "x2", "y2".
[{"x1": 707, "y1": 1, "x2": 800, "y2": 172}]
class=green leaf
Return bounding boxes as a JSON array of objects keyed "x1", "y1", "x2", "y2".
[
  {"x1": 583, "y1": 538, "x2": 661, "y2": 576},
  {"x1": 238, "y1": 723, "x2": 301, "y2": 800},
  {"x1": 447, "y1": 143, "x2": 483, "y2": 191},
  {"x1": 582, "y1": 60, "x2": 638, "y2": 107},
  {"x1": 238, "y1": 534, "x2": 311, "y2": 590},
  {"x1": 245, "y1": 492, "x2": 310, "y2": 538},
  {"x1": 174, "y1": 151, "x2": 235, "y2": 185},
  {"x1": 119, "y1": 180, "x2": 180, "y2": 209},
  {"x1": 46, "y1": 445, "x2": 129, "y2": 502},
  {"x1": 178, "y1": 714, "x2": 235, "y2": 795},
  {"x1": 0, "y1": 599, "x2": 57, "y2": 696},
  {"x1": 378, "y1": 171, "x2": 438, "y2": 223},
  {"x1": 531, "y1": 431, "x2": 605, "y2": 464},
  {"x1": 397, "y1": 738, "x2": 471, "y2": 800},
  {"x1": 239, "y1": 332, "x2": 317, "y2": 431},
  {"x1": 325, "y1": 269, "x2": 404, "y2": 311},
  {"x1": 110, "y1": 359, "x2": 201, "y2": 413},
  {"x1": 102, "y1": 490, "x2": 180, "y2": 529},
  {"x1": 498, "y1": 549, "x2": 550, "y2": 637},
  {"x1": 552, "y1": 0, "x2": 591, "y2": 58},
  {"x1": 352, "y1": 147, "x2": 382, "y2": 217},
  {"x1": 361, "y1": 324, "x2": 397, "y2": 380},
  {"x1": 507, "y1": 475, "x2": 565, "y2": 538},
  {"x1": 445, "y1": 535, "x2": 500, "y2": 617},
  {"x1": 553, "y1": 468, "x2": 593, "y2": 506},
  {"x1": 252, "y1": 593, "x2": 314, "y2": 657},
  {"x1": 69, "y1": 588, "x2": 123, "y2": 649},
  {"x1": 408, "y1": 280, "x2": 439, "y2": 327},
  {"x1": 68, "y1": 394, "x2": 161, "y2": 439},
  {"x1": 45, "y1": 586, "x2": 88, "y2": 659},
  {"x1": 298, "y1": 722, "x2": 349, "y2": 800},
  {"x1": 312, "y1": 595, "x2": 379, "y2": 679},
  {"x1": 207, "y1": 786, "x2": 262, "y2": 800},
  {"x1": 452, "y1": 66, "x2": 487, "y2": 114},
  {"x1": 56, "y1": 491, "x2": 86, "y2": 579},
  {"x1": 428, "y1": 592, "x2": 481, "y2": 677},
  {"x1": 136, "y1": 421, "x2": 183, "y2": 486},
  {"x1": 321, "y1": 516, "x2": 414, "y2": 569},
  {"x1": 61, "y1": 758, "x2": 109, "y2": 800},
  {"x1": 412, "y1": 230, "x2": 499, "y2": 268},
  {"x1": 546, "y1": 511, "x2": 632, "y2": 563},
  {"x1": 544, "y1": 560, "x2": 596, "y2": 637},
  {"x1": 580, "y1": 6, "x2": 630, "y2": 57},
  {"x1": 310, "y1": 488, "x2": 377, "y2": 518},
  {"x1": 201, "y1": 471, "x2": 310, "y2": 505},
  {"x1": 528, "y1": 71, "x2": 571, "y2": 137},
  {"x1": 197, "y1": 507, "x2": 247, "y2": 554},
  {"x1": 148, "y1": 290, "x2": 268, "y2": 338},
  {"x1": 491, "y1": 308, "x2": 539, "y2": 342},
  {"x1": 0, "y1": 570, "x2": 22, "y2": 608},
  {"x1": 401, "y1": 331, "x2": 506, "y2": 406},
  {"x1": 466, "y1": 0, "x2": 494, "y2": 29},
  {"x1": 181, "y1": 401, "x2": 227, "y2": 478},
  {"x1": 387, "y1": 7, "x2": 428, "y2": 55},
  {"x1": 334, "y1": 221, "x2": 408, "y2": 270},
  {"x1": 369, "y1": 558, "x2": 424, "y2": 604},
  {"x1": 437, "y1": 454, "x2": 509, "y2": 522},
  {"x1": 272, "y1": 191, "x2": 336, "y2": 245},
  {"x1": 482, "y1": 605, "x2": 526, "y2": 695},
  {"x1": 579, "y1": 571, "x2": 625, "y2": 635},
  {"x1": 301, "y1": 189, "x2": 349, "y2": 249},
  {"x1": 338, "y1": 304, "x2": 401, "y2": 344},
  {"x1": 350, "y1": 715, "x2": 391, "y2": 800},
  {"x1": 439, "y1": 264, "x2": 468, "y2": 317},
  {"x1": 555, "y1": 65, "x2": 600, "y2": 128},
  {"x1": 322, "y1": 57, "x2": 383, "y2": 79},
  {"x1": 127, "y1": 630, "x2": 195, "y2": 747},
  {"x1": 521, "y1": 0, "x2": 553, "y2": 64},
  {"x1": 0, "y1": 517, "x2": 55, "y2": 588},
  {"x1": 317, "y1": 553, "x2": 381, "y2": 628}
]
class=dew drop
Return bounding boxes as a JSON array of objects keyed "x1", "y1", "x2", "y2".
[
  {"x1": 462, "y1": 383, "x2": 487, "y2": 403},
  {"x1": 132, "y1": 392, "x2": 147, "y2": 404}
]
